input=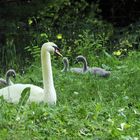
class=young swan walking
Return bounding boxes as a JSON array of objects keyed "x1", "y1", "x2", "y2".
[
  {"x1": 0, "y1": 42, "x2": 62, "y2": 105},
  {"x1": 0, "y1": 69, "x2": 16, "y2": 86}
]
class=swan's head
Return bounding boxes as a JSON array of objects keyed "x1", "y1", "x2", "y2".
[
  {"x1": 43, "y1": 42, "x2": 62, "y2": 57},
  {"x1": 75, "y1": 55, "x2": 86, "y2": 63},
  {"x1": 6, "y1": 69, "x2": 16, "y2": 78}
]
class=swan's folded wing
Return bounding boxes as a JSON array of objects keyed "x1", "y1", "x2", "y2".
[
  {"x1": 0, "y1": 84, "x2": 44, "y2": 103},
  {"x1": 70, "y1": 68, "x2": 83, "y2": 73}
]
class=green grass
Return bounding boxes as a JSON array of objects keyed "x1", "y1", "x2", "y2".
[{"x1": 0, "y1": 52, "x2": 140, "y2": 139}]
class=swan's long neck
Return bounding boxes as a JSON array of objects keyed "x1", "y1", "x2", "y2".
[
  {"x1": 63, "y1": 59, "x2": 69, "y2": 71},
  {"x1": 41, "y1": 46, "x2": 54, "y2": 93},
  {"x1": 6, "y1": 74, "x2": 10, "y2": 85},
  {"x1": 82, "y1": 58, "x2": 88, "y2": 72}
]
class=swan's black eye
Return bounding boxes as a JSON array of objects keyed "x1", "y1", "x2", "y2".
[{"x1": 53, "y1": 46, "x2": 59, "y2": 51}]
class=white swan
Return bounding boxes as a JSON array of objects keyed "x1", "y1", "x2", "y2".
[
  {"x1": 0, "y1": 42, "x2": 62, "y2": 105},
  {"x1": 0, "y1": 69, "x2": 16, "y2": 86}
]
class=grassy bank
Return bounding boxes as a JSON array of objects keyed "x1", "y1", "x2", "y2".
[{"x1": 0, "y1": 52, "x2": 140, "y2": 139}]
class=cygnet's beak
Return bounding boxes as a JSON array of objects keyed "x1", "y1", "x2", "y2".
[{"x1": 55, "y1": 49, "x2": 63, "y2": 57}]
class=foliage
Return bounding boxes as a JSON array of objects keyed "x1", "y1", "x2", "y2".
[
  {"x1": 1, "y1": 0, "x2": 140, "y2": 72},
  {"x1": 74, "y1": 28, "x2": 113, "y2": 65},
  {"x1": 18, "y1": 87, "x2": 30, "y2": 106},
  {"x1": 0, "y1": 0, "x2": 102, "y2": 70},
  {"x1": 0, "y1": 38, "x2": 17, "y2": 70},
  {"x1": 1, "y1": 1, "x2": 140, "y2": 139},
  {"x1": 110, "y1": 21, "x2": 140, "y2": 58}
]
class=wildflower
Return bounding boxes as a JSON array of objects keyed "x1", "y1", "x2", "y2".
[
  {"x1": 74, "y1": 91, "x2": 79, "y2": 95},
  {"x1": 124, "y1": 48, "x2": 127, "y2": 52},
  {"x1": 117, "y1": 123, "x2": 131, "y2": 131},
  {"x1": 40, "y1": 33, "x2": 48, "y2": 38},
  {"x1": 118, "y1": 108, "x2": 125, "y2": 112},
  {"x1": 28, "y1": 18, "x2": 33, "y2": 25},
  {"x1": 56, "y1": 34, "x2": 62, "y2": 39},
  {"x1": 16, "y1": 116, "x2": 20, "y2": 121},
  {"x1": 113, "y1": 50, "x2": 121, "y2": 56},
  {"x1": 107, "y1": 118, "x2": 114, "y2": 125}
]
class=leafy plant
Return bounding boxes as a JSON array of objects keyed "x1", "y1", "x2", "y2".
[
  {"x1": 18, "y1": 87, "x2": 31, "y2": 106},
  {"x1": 74, "y1": 29, "x2": 112, "y2": 66}
]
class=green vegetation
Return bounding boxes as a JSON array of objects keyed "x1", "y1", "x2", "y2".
[
  {"x1": 0, "y1": 51, "x2": 140, "y2": 139},
  {"x1": 1, "y1": 0, "x2": 140, "y2": 139}
]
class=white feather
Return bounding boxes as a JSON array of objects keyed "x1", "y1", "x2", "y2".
[{"x1": 0, "y1": 42, "x2": 60, "y2": 105}]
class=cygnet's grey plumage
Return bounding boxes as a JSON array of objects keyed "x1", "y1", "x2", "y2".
[
  {"x1": 89, "y1": 67, "x2": 111, "y2": 77},
  {"x1": 76, "y1": 55, "x2": 111, "y2": 77},
  {"x1": 70, "y1": 67, "x2": 84, "y2": 73},
  {"x1": 61, "y1": 57, "x2": 69, "y2": 72},
  {"x1": 62, "y1": 57, "x2": 84, "y2": 73},
  {"x1": 74, "y1": 55, "x2": 89, "y2": 73},
  {"x1": 0, "y1": 69, "x2": 16, "y2": 86}
]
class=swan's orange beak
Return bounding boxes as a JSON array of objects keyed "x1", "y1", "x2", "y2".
[{"x1": 55, "y1": 49, "x2": 63, "y2": 57}]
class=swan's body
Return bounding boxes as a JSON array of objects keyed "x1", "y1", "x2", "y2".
[
  {"x1": 70, "y1": 67, "x2": 84, "y2": 73},
  {"x1": 76, "y1": 55, "x2": 111, "y2": 77},
  {"x1": 89, "y1": 67, "x2": 111, "y2": 77},
  {"x1": 61, "y1": 57, "x2": 83, "y2": 73},
  {"x1": 0, "y1": 84, "x2": 44, "y2": 103},
  {"x1": 0, "y1": 69, "x2": 16, "y2": 86},
  {"x1": 0, "y1": 42, "x2": 62, "y2": 105}
]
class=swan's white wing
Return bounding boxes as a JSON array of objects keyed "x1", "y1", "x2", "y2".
[{"x1": 0, "y1": 84, "x2": 44, "y2": 103}]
